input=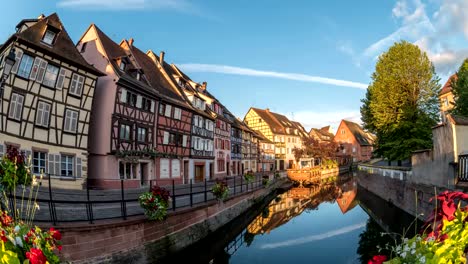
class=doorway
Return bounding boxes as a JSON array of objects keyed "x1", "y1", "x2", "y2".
[
  {"x1": 140, "y1": 163, "x2": 148, "y2": 186},
  {"x1": 195, "y1": 164, "x2": 205, "y2": 182},
  {"x1": 184, "y1": 161, "x2": 189, "y2": 184}
]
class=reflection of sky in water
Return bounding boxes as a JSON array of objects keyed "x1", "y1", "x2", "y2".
[{"x1": 230, "y1": 200, "x2": 368, "y2": 264}]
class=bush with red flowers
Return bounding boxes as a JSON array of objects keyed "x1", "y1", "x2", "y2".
[
  {"x1": 0, "y1": 146, "x2": 62, "y2": 263},
  {"x1": 139, "y1": 185, "x2": 171, "y2": 221},
  {"x1": 370, "y1": 191, "x2": 468, "y2": 263},
  {"x1": 0, "y1": 146, "x2": 32, "y2": 192}
]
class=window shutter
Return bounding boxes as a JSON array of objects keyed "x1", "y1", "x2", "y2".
[
  {"x1": 15, "y1": 95, "x2": 24, "y2": 120},
  {"x1": 55, "y1": 154, "x2": 61, "y2": 176},
  {"x1": 56, "y1": 68, "x2": 67, "y2": 90},
  {"x1": 0, "y1": 144, "x2": 3, "y2": 158},
  {"x1": 29, "y1": 57, "x2": 42, "y2": 80},
  {"x1": 163, "y1": 131, "x2": 169, "y2": 144},
  {"x1": 136, "y1": 95, "x2": 142, "y2": 108},
  {"x1": 150, "y1": 100, "x2": 155, "y2": 113},
  {"x1": 11, "y1": 49, "x2": 23, "y2": 74},
  {"x1": 76, "y1": 157, "x2": 82, "y2": 178},
  {"x1": 77, "y1": 75, "x2": 85, "y2": 95},
  {"x1": 160, "y1": 159, "x2": 169, "y2": 178},
  {"x1": 182, "y1": 135, "x2": 187, "y2": 147},
  {"x1": 25, "y1": 150, "x2": 32, "y2": 163},
  {"x1": 120, "y1": 89, "x2": 127, "y2": 103},
  {"x1": 165, "y1": 105, "x2": 172, "y2": 117},
  {"x1": 171, "y1": 159, "x2": 180, "y2": 177},
  {"x1": 48, "y1": 154, "x2": 55, "y2": 176},
  {"x1": 36, "y1": 59, "x2": 48, "y2": 83}
]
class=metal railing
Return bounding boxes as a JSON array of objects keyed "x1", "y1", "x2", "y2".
[
  {"x1": 6, "y1": 173, "x2": 270, "y2": 225},
  {"x1": 358, "y1": 164, "x2": 412, "y2": 181},
  {"x1": 459, "y1": 154, "x2": 468, "y2": 182}
]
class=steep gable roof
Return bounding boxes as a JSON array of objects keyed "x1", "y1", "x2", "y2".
[
  {"x1": 5, "y1": 13, "x2": 102, "y2": 76},
  {"x1": 341, "y1": 120, "x2": 374, "y2": 146},
  {"x1": 250, "y1": 108, "x2": 285, "y2": 134},
  {"x1": 440, "y1": 74, "x2": 457, "y2": 96}
]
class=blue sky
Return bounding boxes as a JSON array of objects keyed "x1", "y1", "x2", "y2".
[{"x1": 2, "y1": 0, "x2": 467, "y2": 132}]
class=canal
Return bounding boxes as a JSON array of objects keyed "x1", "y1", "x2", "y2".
[{"x1": 159, "y1": 175, "x2": 420, "y2": 264}]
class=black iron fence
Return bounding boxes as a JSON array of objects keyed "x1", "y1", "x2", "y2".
[
  {"x1": 459, "y1": 154, "x2": 468, "y2": 182},
  {"x1": 6, "y1": 173, "x2": 273, "y2": 225}
]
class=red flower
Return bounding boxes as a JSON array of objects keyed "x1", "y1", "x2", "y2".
[
  {"x1": 26, "y1": 248, "x2": 47, "y2": 264},
  {"x1": 49, "y1": 227, "x2": 62, "y2": 241},
  {"x1": 0, "y1": 212, "x2": 13, "y2": 227},
  {"x1": 0, "y1": 231, "x2": 7, "y2": 242},
  {"x1": 57, "y1": 245, "x2": 63, "y2": 251},
  {"x1": 368, "y1": 255, "x2": 387, "y2": 264}
]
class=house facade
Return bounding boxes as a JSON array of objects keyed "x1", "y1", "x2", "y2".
[
  {"x1": 309, "y1": 126, "x2": 334, "y2": 143},
  {"x1": 77, "y1": 25, "x2": 162, "y2": 188},
  {"x1": 255, "y1": 131, "x2": 275, "y2": 172},
  {"x1": 244, "y1": 108, "x2": 306, "y2": 170},
  {"x1": 212, "y1": 102, "x2": 232, "y2": 178},
  {"x1": 334, "y1": 120, "x2": 374, "y2": 162},
  {"x1": 439, "y1": 74, "x2": 457, "y2": 115},
  {"x1": 160, "y1": 63, "x2": 216, "y2": 182},
  {"x1": 0, "y1": 13, "x2": 102, "y2": 189}
]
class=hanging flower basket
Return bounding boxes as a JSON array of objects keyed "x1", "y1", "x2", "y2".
[
  {"x1": 139, "y1": 186, "x2": 171, "y2": 221},
  {"x1": 211, "y1": 180, "x2": 229, "y2": 201}
]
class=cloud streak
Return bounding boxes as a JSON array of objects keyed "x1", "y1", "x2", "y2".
[
  {"x1": 260, "y1": 222, "x2": 366, "y2": 249},
  {"x1": 178, "y1": 63, "x2": 368, "y2": 90},
  {"x1": 57, "y1": 0, "x2": 191, "y2": 11},
  {"x1": 287, "y1": 110, "x2": 361, "y2": 132}
]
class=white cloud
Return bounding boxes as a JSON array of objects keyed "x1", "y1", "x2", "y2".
[
  {"x1": 259, "y1": 222, "x2": 366, "y2": 249},
  {"x1": 178, "y1": 63, "x2": 368, "y2": 90},
  {"x1": 286, "y1": 110, "x2": 362, "y2": 133},
  {"x1": 57, "y1": 0, "x2": 190, "y2": 11},
  {"x1": 363, "y1": 0, "x2": 468, "y2": 76}
]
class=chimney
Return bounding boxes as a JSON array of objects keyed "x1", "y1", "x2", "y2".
[
  {"x1": 38, "y1": 14, "x2": 45, "y2": 20},
  {"x1": 201, "y1": 81, "x2": 207, "y2": 90},
  {"x1": 159, "y1": 51, "x2": 165, "y2": 64},
  {"x1": 128, "y1": 38, "x2": 134, "y2": 46},
  {"x1": 266, "y1": 108, "x2": 270, "y2": 112}
]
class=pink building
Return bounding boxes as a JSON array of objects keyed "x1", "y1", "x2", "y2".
[{"x1": 77, "y1": 25, "x2": 161, "y2": 188}]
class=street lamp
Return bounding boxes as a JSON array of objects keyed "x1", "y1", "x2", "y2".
[{"x1": 0, "y1": 48, "x2": 16, "y2": 98}]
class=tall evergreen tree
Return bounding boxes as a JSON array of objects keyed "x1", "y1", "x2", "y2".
[
  {"x1": 360, "y1": 41, "x2": 440, "y2": 161},
  {"x1": 451, "y1": 59, "x2": 468, "y2": 116}
]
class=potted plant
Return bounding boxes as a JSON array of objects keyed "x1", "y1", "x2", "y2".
[
  {"x1": 211, "y1": 180, "x2": 229, "y2": 201},
  {"x1": 139, "y1": 185, "x2": 171, "y2": 221},
  {"x1": 244, "y1": 171, "x2": 254, "y2": 183}
]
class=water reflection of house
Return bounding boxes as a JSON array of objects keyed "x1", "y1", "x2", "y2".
[
  {"x1": 247, "y1": 185, "x2": 340, "y2": 235},
  {"x1": 336, "y1": 179, "x2": 358, "y2": 214}
]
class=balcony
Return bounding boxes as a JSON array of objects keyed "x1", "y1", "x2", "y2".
[
  {"x1": 275, "y1": 142, "x2": 286, "y2": 148},
  {"x1": 191, "y1": 149, "x2": 214, "y2": 157},
  {"x1": 232, "y1": 153, "x2": 242, "y2": 160},
  {"x1": 275, "y1": 154, "x2": 286, "y2": 159},
  {"x1": 215, "y1": 128, "x2": 230, "y2": 137},
  {"x1": 231, "y1": 137, "x2": 243, "y2": 143},
  {"x1": 192, "y1": 126, "x2": 214, "y2": 138}
]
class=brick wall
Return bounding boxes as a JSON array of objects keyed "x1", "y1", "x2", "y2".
[{"x1": 52, "y1": 181, "x2": 281, "y2": 263}]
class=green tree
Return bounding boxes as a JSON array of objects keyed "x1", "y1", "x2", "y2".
[
  {"x1": 361, "y1": 41, "x2": 440, "y2": 161},
  {"x1": 451, "y1": 59, "x2": 468, "y2": 116}
]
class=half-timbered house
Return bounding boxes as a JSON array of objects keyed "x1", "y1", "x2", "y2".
[
  {"x1": 148, "y1": 57, "x2": 215, "y2": 183},
  {"x1": 212, "y1": 102, "x2": 232, "y2": 178},
  {"x1": 77, "y1": 25, "x2": 159, "y2": 188},
  {"x1": 230, "y1": 117, "x2": 244, "y2": 176},
  {"x1": 130, "y1": 47, "x2": 194, "y2": 185},
  {"x1": 0, "y1": 13, "x2": 103, "y2": 189}
]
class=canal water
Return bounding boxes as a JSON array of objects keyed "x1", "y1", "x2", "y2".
[{"x1": 160, "y1": 175, "x2": 420, "y2": 264}]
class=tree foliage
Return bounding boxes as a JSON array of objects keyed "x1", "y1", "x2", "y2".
[
  {"x1": 451, "y1": 59, "x2": 468, "y2": 116},
  {"x1": 292, "y1": 137, "x2": 338, "y2": 162},
  {"x1": 361, "y1": 41, "x2": 440, "y2": 161}
]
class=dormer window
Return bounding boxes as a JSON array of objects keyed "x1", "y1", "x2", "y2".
[
  {"x1": 42, "y1": 29, "x2": 57, "y2": 45},
  {"x1": 119, "y1": 61, "x2": 126, "y2": 71},
  {"x1": 136, "y1": 72, "x2": 141, "y2": 80}
]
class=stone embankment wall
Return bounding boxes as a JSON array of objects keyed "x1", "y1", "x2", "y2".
[
  {"x1": 357, "y1": 169, "x2": 441, "y2": 221},
  {"x1": 57, "y1": 179, "x2": 286, "y2": 264}
]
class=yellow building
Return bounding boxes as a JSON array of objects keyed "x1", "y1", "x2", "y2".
[
  {"x1": 244, "y1": 108, "x2": 306, "y2": 170},
  {"x1": 439, "y1": 74, "x2": 457, "y2": 114}
]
